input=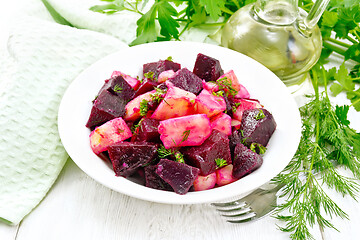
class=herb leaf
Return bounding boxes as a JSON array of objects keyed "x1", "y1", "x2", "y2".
[
  {"x1": 157, "y1": 1, "x2": 179, "y2": 39},
  {"x1": 199, "y1": 0, "x2": 226, "y2": 21},
  {"x1": 130, "y1": 3, "x2": 158, "y2": 46}
]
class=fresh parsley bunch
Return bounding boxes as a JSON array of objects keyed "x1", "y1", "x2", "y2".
[
  {"x1": 305, "y1": 0, "x2": 360, "y2": 110},
  {"x1": 90, "y1": 0, "x2": 255, "y2": 45}
]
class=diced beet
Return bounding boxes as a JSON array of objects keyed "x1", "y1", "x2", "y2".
[
  {"x1": 86, "y1": 90, "x2": 127, "y2": 128},
  {"x1": 132, "y1": 118, "x2": 160, "y2": 143},
  {"x1": 108, "y1": 142, "x2": 158, "y2": 177},
  {"x1": 105, "y1": 75, "x2": 135, "y2": 100},
  {"x1": 228, "y1": 129, "x2": 242, "y2": 159},
  {"x1": 168, "y1": 68, "x2": 203, "y2": 94},
  {"x1": 193, "y1": 53, "x2": 223, "y2": 82},
  {"x1": 111, "y1": 71, "x2": 140, "y2": 90},
  {"x1": 223, "y1": 93, "x2": 233, "y2": 115},
  {"x1": 143, "y1": 59, "x2": 181, "y2": 79},
  {"x1": 144, "y1": 165, "x2": 173, "y2": 191},
  {"x1": 86, "y1": 75, "x2": 135, "y2": 128},
  {"x1": 182, "y1": 130, "x2": 231, "y2": 176},
  {"x1": 155, "y1": 159, "x2": 200, "y2": 195},
  {"x1": 134, "y1": 79, "x2": 159, "y2": 97},
  {"x1": 240, "y1": 108, "x2": 276, "y2": 147},
  {"x1": 232, "y1": 143, "x2": 263, "y2": 179}
]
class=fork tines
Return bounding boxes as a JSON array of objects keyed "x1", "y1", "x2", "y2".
[{"x1": 211, "y1": 201, "x2": 257, "y2": 223}]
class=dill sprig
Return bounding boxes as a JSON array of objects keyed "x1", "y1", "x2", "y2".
[
  {"x1": 157, "y1": 145, "x2": 185, "y2": 163},
  {"x1": 215, "y1": 158, "x2": 228, "y2": 168},
  {"x1": 273, "y1": 65, "x2": 360, "y2": 240},
  {"x1": 211, "y1": 77, "x2": 237, "y2": 97}
]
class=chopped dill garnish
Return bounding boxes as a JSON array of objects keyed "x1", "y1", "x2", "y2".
[
  {"x1": 150, "y1": 87, "x2": 166, "y2": 103},
  {"x1": 157, "y1": 145, "x2": 184, "y2": 163},
  {"x1": 181, "y1": 130, "x2": 190, "y2": 142},
  {"x1": 215, "y1": 158, "x2": 228, "y2": 168},
  {"x1": 254, "y1": 109, "x2": 265, "y2": 120},
  {"x1": 113, "y1": 84, "x2": 123, "y2": 93},
  {"x1": 131, "y1": 118, "x2": 144, "y2": 134},
  {"x1": 139, "y1": 99, "x2": 149, "y2": 116},
  {"x1": 249, "y1": 143, "x2": 267, "y2": 154},
  {"x1": 212, "y1": 90, "x2": 224, "y2": 97},
  {"x1": 166, "y1": 56, "x2": 173, "y2": 61},
  {"x1": 144, "y1": 71, "x2": 155, "y2": 81},
  {"x1": 210, "y1": 77, "x2": 237, "y2": 97}
]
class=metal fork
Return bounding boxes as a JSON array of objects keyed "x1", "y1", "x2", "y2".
[
  {"x1": 212, "y1": 163, "x2": 338, "y2": 223},
  {"x1": 211, "y1": 181, "x2": 286, "y2": 223}
]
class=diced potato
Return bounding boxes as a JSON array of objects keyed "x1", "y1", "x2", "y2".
[
  {"x1": 210, "y1": 113, "x2": 232, "y2": 135},
  {"x1": 89, "y1": 117, "x2": 132, "y2": 154},
  {"x1": 124, "y1": 90, "x2": 156, "y2": 121},
  {"x1": 158, "y1": 114, "x2": 211, "y2": 149},
  {"x1": 202, "y1": 80, "x2": 219, "y2": 92},
  {"x1": 158, "y1": 70, "x2": 176, "y2": 83},
  {"x1": 216, "y1": 164, "x2": 237, "y2": 186},
  {"x1": 231, "y1": 119, "x2": 242, "y2": 130},
  {"x1": 193, "y1": 172, "x2": 217, "y2": 191},
  {"x1": 195, "y1": 89, "x2": 226, "y2": 118},
  {"x1": 151, "y1": 85, "x2": 196, "y2": 120},
  {"x1": 232, "y1": 99, "x2": 262, "y2": 122}
]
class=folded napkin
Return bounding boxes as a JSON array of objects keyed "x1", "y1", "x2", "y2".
[
  {"x1": 0, "y1": 0, "x2": 221, "y2": 225},
  {"x1": 0, "y1": 14, "x2": 129, "y2": 224}
]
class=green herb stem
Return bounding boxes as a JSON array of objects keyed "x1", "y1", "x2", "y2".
[
  {"x1": 346, "y1": 35, "x2": 359, "y2": 44},
  {"x1": 323, "y1": 40, "x2": 346, "y2": 55},
  {"x1": 327, "y1": 38, "x2": 352, "y2": 49}
]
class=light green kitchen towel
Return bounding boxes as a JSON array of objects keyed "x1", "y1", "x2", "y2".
[
  {"x1": 0, "y1": 15, "x2": 128, "y2": 225},
  {"x1": 0, "y1": 0, "x2": 220, "y2": 225}
]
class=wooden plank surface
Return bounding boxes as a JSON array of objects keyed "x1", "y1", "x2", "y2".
[{"x1": 5, "y1": 159, "x2": 358, "y2": 240}]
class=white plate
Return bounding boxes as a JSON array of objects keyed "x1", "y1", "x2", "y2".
[{"x1": 58, "y1": 41, "x2": 301, "y2": 204}]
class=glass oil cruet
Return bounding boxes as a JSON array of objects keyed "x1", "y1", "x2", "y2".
[{"x1": 221, "y1": 0, "x2": 330, "y2": 86}]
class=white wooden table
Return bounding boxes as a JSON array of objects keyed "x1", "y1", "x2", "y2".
[
  {"x1": 0, "y1": 82, "x2": 359, "y2": 240},
  {"x1": 1, "y1": 5, "x2": 360, "y2": 240}
]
